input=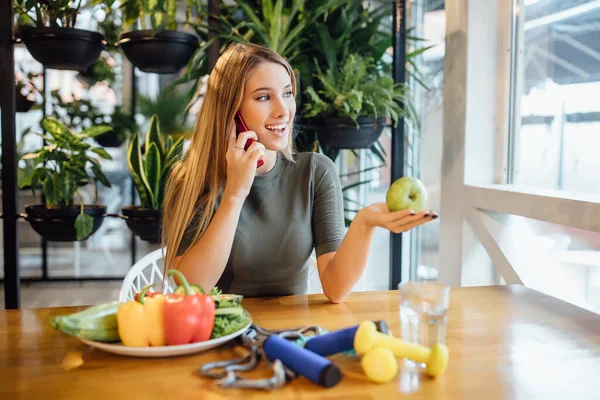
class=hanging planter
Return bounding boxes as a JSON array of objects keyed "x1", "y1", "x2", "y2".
[
  {"x1": 94, "y1": 131, "x2": 125, "y2": 148},
  {"x1": 18, "y1": 117, "x2": 114, "y2": 242},
  {"x1": 120, "y1": 206, "x2": 162, "y2": 243},
  {"x1": 20, "y1": 27, "x2": 105, "y2": 71},
  {"x1": 118, "y1": 30, "x2": 198, "y2": 74},
  {"x1": 316, "y1": 117, "x2": 385, "y2": 150},
  {"x1": 24, "y1": 205, "x2": 106, "y2": 242}
]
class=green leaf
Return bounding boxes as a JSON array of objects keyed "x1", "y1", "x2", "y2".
[
  {"x1": 82, "y1": 125, "x2": 113, "y2": 138},
  {"x1": 43, "y1": 174, "x2": 59, "y2": 205},
  {"x1": 128, "y1": 132, "x2": 154, "y2": 208},
  {"x1": 21, "y1": 151, "x2": 41, "y2": 160},
  {"x1": 145, "y1": 114, "x2": 165, "y2": 158},
  {"x1": 406, "y1": 45, "x2": 436, "y2": 60},
  {"x1": 75, "y1": 212, "x2": 93, "y2": 240},
  {"x1": 165, "y1": 135, "x2": 185, "y2": 165},
  {"x1": 269, "y1": 0, "x2": 283, "y2": 51},
  {"x1": 19, "y1": 169, "x2": 35, "y2": 189},
  {"x1": 91, "y1": 164, "x2": 112, "y2": 188},
  {"x1": 261, "y1": 0, "x2": 273, "y2": 22},
  {"x1": 61, "y1": 172, "x2": 74, "y2": 204},
  {"x1": 41, "y1": 117, "x2": 70, "y2": 139},
  {"x1": 342, "y1": 178, "x2": 376, "y2": 192},
  {"x1": 91, "y1": 147, "x2": 112, "y2": 160},
  {"x1": 144, "y1": 142, "x2": 162, "y2": 207}
]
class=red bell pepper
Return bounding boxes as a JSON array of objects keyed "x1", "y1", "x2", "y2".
[{"x1": 164, "y1": 270, "x2": 216, "y2": 345}]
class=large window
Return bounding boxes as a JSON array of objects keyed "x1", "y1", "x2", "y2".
[
  {"x1": 437, "y1": 0, "x2": 600, "y2": 314},
  {"x1": 507, "y1": 0, "x2": 600, "y2": 311},
  {"x1": 513, "y1": 0, "x2": 600, "y2": 193}
]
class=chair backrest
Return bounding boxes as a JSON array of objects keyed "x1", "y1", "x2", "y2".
[
  {"x1": 119, "y1": 250, "x2": 322, "y2": 301},
  {"x1": 119, "y1": 247, "x2": 175, "y2": 302}
]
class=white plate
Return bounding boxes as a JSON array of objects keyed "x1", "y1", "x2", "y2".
[{"x1": 80, "y1": 321, "x2": 252, "y2": 358}]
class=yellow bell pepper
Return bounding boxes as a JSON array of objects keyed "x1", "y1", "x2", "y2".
[{"x1": 117, "y1": 287, "x2": 166, "y2": 347}]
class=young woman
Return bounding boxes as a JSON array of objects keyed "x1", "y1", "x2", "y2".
[{"x1": 162, "y1": 43, "x2": 437, "y2": 303}]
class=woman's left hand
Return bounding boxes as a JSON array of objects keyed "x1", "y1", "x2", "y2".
[{"x1": 357, "y1": 202, "x2": 438, "y2": 233}]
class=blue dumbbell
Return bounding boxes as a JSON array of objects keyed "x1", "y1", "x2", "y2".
[
  {"x1": 304, "y1": 320, "x2": 389, "y2": 357},
  {"x1": 262, "y1": 334, "x2": 341, "y2": 388}
]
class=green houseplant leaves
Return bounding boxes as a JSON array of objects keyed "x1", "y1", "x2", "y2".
[{"x1": 19, "y1": 117, "x2": 113, "y2": 240}]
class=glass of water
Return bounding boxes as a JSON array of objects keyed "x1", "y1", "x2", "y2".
[{"x1": 398, "y1": 281, "x2": 450, "y2": 350}]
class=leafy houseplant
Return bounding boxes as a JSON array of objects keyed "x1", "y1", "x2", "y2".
[
  {"x1": 294, "y1": 0, "x2": 394, "y2": 106},
  {"x1": 13, "y1": 0, "x2": 105, "y2": 71},
  {"x1": 121, "y1": 114, "x2": 185, "y2": 242},
  {"x1": 117, "y1": 0, "x2": 200, "y2": 74},
  {"x1": 219, "y1": 0, "x2": 347, "y2": 64},
  {"x1": 304, "y1": 54, "x2": 419, "y2": 150},
  {"x1": 19, "y1": 117, "x2": 113, "y2": 241}
]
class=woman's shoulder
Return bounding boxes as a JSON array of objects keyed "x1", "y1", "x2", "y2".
[
  {"x1": 290, "y1": 152, "x2": 338, "y2": 179},
  {"x1": 293, "y1": 152, "x2": 336, "y2": 169}
]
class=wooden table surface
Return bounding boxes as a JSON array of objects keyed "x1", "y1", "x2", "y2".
[{"x1": 1, "y1": 285, "x2": 600, "y2": 399}]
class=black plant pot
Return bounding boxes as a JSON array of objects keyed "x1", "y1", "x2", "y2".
[
  {"x1": 24, "y1": 204, "x2": 106, "y2": 242},
  {"x1": 118, "y1": 30, "x2": 198, "y2": 74},
  {"x1": 120, "y1": 206, "x2": 162, "y2": 243},
  {"x1": 95, "y1": 131, "x2": 125, "y2": 148},
  {"x1": 316, "y1": 117, "x2": 386, "y2": 149},
  {"x1": 16, "y1": 92, "x2": 34, "y2": 113},
  {"x1": 20, "y1": 27, "x2": 105, "y2": 71}
]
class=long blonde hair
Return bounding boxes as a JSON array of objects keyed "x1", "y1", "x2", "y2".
[{"x1": 162, "y1": 43, "x2": 297, "y2": 272}]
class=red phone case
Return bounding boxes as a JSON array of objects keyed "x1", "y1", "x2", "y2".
[{"x1": 235, "y1": 113, "x2": 264, "y2": 168}]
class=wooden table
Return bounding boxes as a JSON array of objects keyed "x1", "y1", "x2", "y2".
[{"x1": 2, "y1": 285, "x2": 600, "y2": 399}]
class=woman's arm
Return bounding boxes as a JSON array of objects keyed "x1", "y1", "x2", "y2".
[
  {"x1": 172, "y1": 128, "x2": 265, "y2": 291},
  {"x1": 173, "y1": 194, "x2": 244, "y2": 291},
  {"x1": 318, "y1": 204, "x2": 436, "y2": 303}
]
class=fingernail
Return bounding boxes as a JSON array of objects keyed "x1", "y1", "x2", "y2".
[
  {"x1": 423, "y1": 213, "x2": 430, "y2": 218},
  {"x1": 432, "y1": 214, "x2": 439, "y2": 219},
  {"x1": 410, "y1": 210, "x2": 416, "y2": 215}
]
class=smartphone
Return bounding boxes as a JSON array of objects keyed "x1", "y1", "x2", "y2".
[{"x1": 235, "y1": 112, "x2": 264, "y2": 168}]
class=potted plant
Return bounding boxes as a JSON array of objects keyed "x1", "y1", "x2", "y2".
[
  {"x1": 304, "y1": 54, "x2": 418, "y2": 150},
  {"x1": 13, "y1": 0, "x2": 105, "y2": 71},
  {"x1": 19, "y1": 117, "x2": 113, "y2": 241},
  {"x1": 117, "y1": 0, "x2": 199, "y2": 74},
  {"x1": 121, "y1": 114, "x2": 185, "y2": 243}
]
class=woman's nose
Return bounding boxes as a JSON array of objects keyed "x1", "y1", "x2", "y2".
[{"x1": 272, "y1": 96, "x2": 289, "y2": 118}]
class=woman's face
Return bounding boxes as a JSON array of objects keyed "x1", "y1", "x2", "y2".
[{"x1": 239, "y1": 62, "x2": 296, "y2": 151}]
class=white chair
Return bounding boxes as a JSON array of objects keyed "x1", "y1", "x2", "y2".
[
  {"x1": 119, "y1": 247, "x2": 175, "y2": 302},
  {"x1": 306, "y1": 256, "x2": 322, "y2": 294}
]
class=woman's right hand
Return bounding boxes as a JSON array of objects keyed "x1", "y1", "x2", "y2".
[{"x1": 223, "y1": 126, "x2": 265, "y2": 202}]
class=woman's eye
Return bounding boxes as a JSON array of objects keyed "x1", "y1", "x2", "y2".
[
  {"x1": 283, "y1": 90, "x2": 293, "y2": 97},
  {"x1": 256, "y1": 94, "x2": 270, "y2": 101}
]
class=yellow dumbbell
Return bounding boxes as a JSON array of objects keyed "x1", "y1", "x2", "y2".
[
  {"x1": 354, "y1": 320, "x2": 449, "y2": 378},
  {"x1": 361, "y1": 347, "x2": 398, "y2": 383}
]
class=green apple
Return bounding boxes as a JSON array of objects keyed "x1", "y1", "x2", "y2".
[{"x1": 386, "y1": 177, "x2": 428, "y2": 213}]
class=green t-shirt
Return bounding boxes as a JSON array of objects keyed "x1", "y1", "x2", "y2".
[{"x1": 178, "y1": 152, "x2": 345, "y2": 297}]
